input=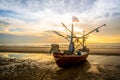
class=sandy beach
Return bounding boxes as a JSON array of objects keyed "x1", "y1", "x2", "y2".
[
  {"x1": 0, "y1": 52, "x2": 120, "y2": 80},
  {"x1": 0, "y1": 44, "x2": 120, "y2": 80}
]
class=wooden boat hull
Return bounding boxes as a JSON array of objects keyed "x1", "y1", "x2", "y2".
[{"x1": 53, "y1": 52, "x2": 89, "y2": 68}]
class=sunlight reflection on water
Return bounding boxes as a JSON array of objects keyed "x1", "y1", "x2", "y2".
[
  {"x1": 0, "y1": 52, "x2": 120, "y2": 65},
  {"x1": 0, "y1": 53, "x2": 55, "y2": 64}
]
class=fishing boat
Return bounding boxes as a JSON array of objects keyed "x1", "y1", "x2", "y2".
[{"x1": 50, "y1": 16, "x2": 106, "y2": 68}]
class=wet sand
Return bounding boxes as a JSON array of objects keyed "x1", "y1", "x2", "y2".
[
  {"x1": 0, "y1": 46, "x2": 49, "y2": 53},
  {"x1": 0, "y1": 53, "x2": 120, "y2": 80}
]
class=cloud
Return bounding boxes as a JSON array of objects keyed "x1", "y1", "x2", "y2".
[
  {"x1": 0, "y1": 20, "x2": 10, "y2": 25},
  {"x1": 0, "y1": 0, "x2": 97, "y2": 21},
  {"x1": 112, "y1": 12, "x2": 120, "y2": 17},
  {"x1": 0, "y1": 0, "x2": 120, "y2": 43},
  {"x1": 0, "y1": 0, "x2": 119, "y2": 24},
  {"x1": 91, "y1": 0, "x2": 120, "y2": 18},
  {"x1": 0, "y1": 0, "x2": 119, "y2": 21}
]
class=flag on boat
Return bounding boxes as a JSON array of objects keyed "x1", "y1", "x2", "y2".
[
  {"x1": 72, "y1": 16, "x2": 79, "y2": 22},
  {"x1": 96, "y1": 29, "x2": 99, "y2": 32}
]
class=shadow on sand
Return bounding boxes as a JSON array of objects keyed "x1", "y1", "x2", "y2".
[{"x1": 51, "y1": 60, "x2": 91, "y2": 80}]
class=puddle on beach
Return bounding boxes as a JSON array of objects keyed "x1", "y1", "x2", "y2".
[
  {"x1": 0, "y1": 52, "x2": 120, "y2": 65},
  {"x1": 0, "y1": 52, "x2": 120, "y2": 80}
]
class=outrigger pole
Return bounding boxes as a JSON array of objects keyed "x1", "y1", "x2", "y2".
[
  {"x1": 76, "y1": 24, "x2": 106, "y2": 51},
  {"x1": 53, "y1": 31, "x2": 70, "y2": 41},
  {"x1": 84, "y1": 24, "x2": 106, "y2": 36},
  {"x1": 61, "y1": 22, "x2": 71, "y2": 33}
]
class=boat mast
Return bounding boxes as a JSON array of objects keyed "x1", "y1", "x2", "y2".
[
  {"x1": 82, "y1": 31, "x2": 85, "y2": 49},
  {"x1": 69, "y1": 23, "x2": 74, "y2": 53},
  {"x1": 71, "y1": 23, "x2": 73, "y2": 42}
]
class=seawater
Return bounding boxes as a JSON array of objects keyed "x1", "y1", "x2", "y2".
[
  {"x1": 0, "y1": 43, "x2": 120, "y2": 54},
  {"x1": 0, "y1": 52, "x2": 120, "y2": 66},
  {"x1": 0, "y1": 43, "x2": 120, "y2": 49}
]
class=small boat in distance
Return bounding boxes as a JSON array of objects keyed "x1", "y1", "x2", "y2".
[{"x1": 50, "y1": 16, "x2": 106, "y2": 68}]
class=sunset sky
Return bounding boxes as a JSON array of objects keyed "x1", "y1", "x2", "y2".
[{"x1": 0, "y1": 0, "x2": 120, "y2": 43}]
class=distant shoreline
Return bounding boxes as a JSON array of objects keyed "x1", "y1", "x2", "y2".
[
  {"x1": 0, "y1": 46, "x2": 120, "y2": 56},
  {"x1": 0, "y1": 51, "x2": 120, "y2": 56}
]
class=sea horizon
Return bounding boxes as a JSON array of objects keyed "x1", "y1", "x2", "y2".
[
  {"x1": 0, "y1": 42, "x2": 120, "y2": 55},
  {"x1": 0, "y1": 42, "x2": 120, "y2": 45},
  {"x1": 0, "y1": 42, "x2": 120, "y2": 49}
]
